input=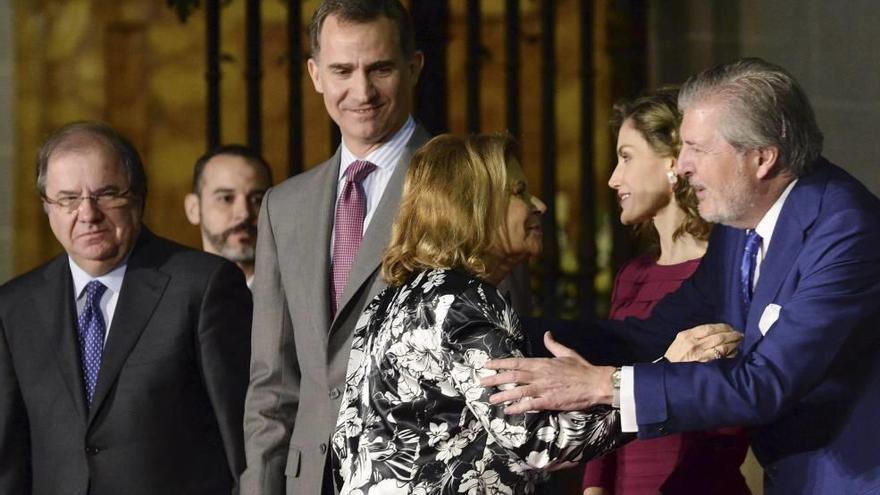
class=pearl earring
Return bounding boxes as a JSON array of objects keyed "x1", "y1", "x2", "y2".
[{"x1": 666, "y1": 170, "x2": 677, "y2": 185}]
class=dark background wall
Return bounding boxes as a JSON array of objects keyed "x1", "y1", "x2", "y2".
[{"x1": 648, "y1": 0, "x2": 880, "y2": 195}]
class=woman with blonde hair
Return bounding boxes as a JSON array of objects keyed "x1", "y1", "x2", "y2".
[
  {"x1": 582, "y1": 88, "x2": 750, "y2": 495},
  {"x1": 331, "y1": 133, "x2": 626, "y2": 494}
]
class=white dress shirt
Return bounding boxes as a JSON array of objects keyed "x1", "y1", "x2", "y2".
[
  {"x1": 69, "y1": 258, "x2": 128, "y2": 344},
  {"x1": 334, "y1": 115, "x2": 416, "y2": 237},
  {"x1": 620, "y1": 179, "x2": 799, "y2": 432}
]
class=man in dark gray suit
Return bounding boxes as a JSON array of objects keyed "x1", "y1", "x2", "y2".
[
  {"x1": 0, "y1": 121, "x2": 251, "y2": 494},
  {"x1": 240, "y1": 1, "x2": 429, "y2": 493}
]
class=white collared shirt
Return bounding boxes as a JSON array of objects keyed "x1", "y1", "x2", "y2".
[
  {"x1": 620, "y1": 179, "x2": 799, "y2": 432},
  {"x1": 751, "y1": 179, "x2": 798, "y2": 288},
  {"x1": 336, "y1": 116, "x2": 416, "y2": 235},
  {"x1": 69, "y1": 258, "x2": 128, "y2": 343}
]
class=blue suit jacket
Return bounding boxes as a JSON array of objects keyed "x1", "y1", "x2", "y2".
[{"x1": 591, "y1": 159, "x2": 880, "y2": 494}]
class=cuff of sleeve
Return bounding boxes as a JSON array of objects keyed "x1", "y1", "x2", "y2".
[{"x1": 620, "y1": 365, "x2": 638, "y2": 432}]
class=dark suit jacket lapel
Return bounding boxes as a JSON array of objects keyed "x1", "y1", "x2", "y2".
[
  {"x1": 744, "y1": 168, "x2": 825, "y2": 350},
  {"x1": 39, "y1": 256, "x2": 89, "y2": 422},
  {"x1": 89, "y1": 231, "x2": 169, "y2": 424},
  {"x1": 333, "y1": 126, "x2": 431, "y2": 328}
]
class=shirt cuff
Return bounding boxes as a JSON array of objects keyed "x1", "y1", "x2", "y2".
[{"x1": 620, "y1": 365, "x2": 638, "y2": 432}]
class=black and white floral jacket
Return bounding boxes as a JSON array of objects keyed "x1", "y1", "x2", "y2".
[{"x1": 332, "y1": 268, "x2": 624, "y2": 494}]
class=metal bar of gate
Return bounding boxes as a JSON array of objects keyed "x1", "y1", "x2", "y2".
[
  {"x1": 505, "y1": 0, "x2": 519, "y2": 138},
  {"x1": 245, "y1": 0, "x2": 263, "y2": 154},
  {"x1": 412, "y1": 0, "x2": 449, "y2": 135},
  {"x1": 205, "y1": 0, "x2": 220, "y2": 150},
  {"x1": 466, "y1": 0, "x2": 481, "y2": 133},
  {"x1": 540, "y1": 1, "x2": 559, "y2": 317},
  {"x1": 578, "y1": 0, "x2": 596, "y2": 320},
  {"x1": 287, "y1": 0, "x2": 303, "y2": 176}
]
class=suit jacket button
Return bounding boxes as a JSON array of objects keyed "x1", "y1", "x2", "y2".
[
  {"x1": 319, "y1": 443, "x2": 327, "y2": 454},
  {"x1": 85, "y1": 446, "x2": 100, "y2": 455},
  {"x1": 329, "y1": 387, "x2": 341, "y2": 399}
]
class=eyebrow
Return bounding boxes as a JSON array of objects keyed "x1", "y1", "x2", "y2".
[
  {"x1": 54, "y1": 185, "x2": 122, "y2": 196},
  {"x1": 327, "y1": 60, "x2": 396, "y2": 72},
  {"x1": 366, "y1": 60, "x2": 396, "y2": 71},
  {"x1": 327, "y1": 62, "x2": 353, "y2": 71}
]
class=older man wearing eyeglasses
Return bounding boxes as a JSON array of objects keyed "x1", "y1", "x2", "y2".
[{"x1": 0, "y1": 121, "x2": 252, "y2": 494}]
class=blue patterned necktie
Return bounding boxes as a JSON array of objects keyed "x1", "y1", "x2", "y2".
[
  {"x1": 78, "y1": 280, "x2": 108, "y2": 405},
  {"x1": 740, "y1": 230, "x2": 763, "y2": 312}
]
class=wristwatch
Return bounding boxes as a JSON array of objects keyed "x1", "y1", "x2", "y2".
[{"x1": 611, "y1": 367, "x2": 622, "y2": 408}]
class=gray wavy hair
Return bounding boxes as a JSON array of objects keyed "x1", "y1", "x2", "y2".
[{"x1": 678, "y1": 57, "x2": 823, "y2": 177}]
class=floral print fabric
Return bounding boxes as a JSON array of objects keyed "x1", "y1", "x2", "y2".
[{"x1": 332, "y1": 268, "x2": 624, "y2": 494}]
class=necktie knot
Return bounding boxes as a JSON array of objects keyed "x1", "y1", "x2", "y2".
[
  {"x1": 84, "y1": 280, "x2": 107, "y2": 308},
  {"x1": 345, "y1": 160, "x2": 377, "y2": 185},
  {"x1": 744, "y1": 230, "x2": 762, "y2": 257}
]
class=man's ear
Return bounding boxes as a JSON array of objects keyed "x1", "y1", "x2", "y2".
[
  {"x1": 184, "y1": 193, "x2": 201, "y2": 225},
  {"x1": 307, "y1": 57, "x2": 323, "y2": 94},
  {"x1": 754, "y1": 146, "x2": 780, "y2": 180},
  {"x1": 409, "y1": 51, "x2": 425, "y2": 86}
]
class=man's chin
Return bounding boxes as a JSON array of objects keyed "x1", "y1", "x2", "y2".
[
  {"x1": 697, "y1": 204, "x2": 718, "y2": 223},
  {"x1": 219, "y1": 245, "x2": 256, "y2": 264}
]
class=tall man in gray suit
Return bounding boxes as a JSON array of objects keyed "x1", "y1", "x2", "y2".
[{"x1": 240, "y1": 1, "x2": 429, "y2": 493}]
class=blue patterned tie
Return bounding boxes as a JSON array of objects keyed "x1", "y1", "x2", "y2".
[
  {"x1": 78, "y1": 280, "x2": 107, "y2": 405},
  {"x1": 740, "y1": 230, "x2": 763, "y2": 312}
]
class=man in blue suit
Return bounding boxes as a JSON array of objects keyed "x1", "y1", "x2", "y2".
[{"x1": 482, "y1": 58, "x2": 880, "y2": 494}]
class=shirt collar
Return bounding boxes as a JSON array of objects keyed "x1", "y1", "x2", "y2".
[
  {"x1": 69, "y1": 257, "x2": 129, "y2": 300},
  {"x1": 754, "y1": 178, "x2": 798, "y2": 250},
  {"x1": 339, "y1": 116, "x2": 415, "y2": 180}
]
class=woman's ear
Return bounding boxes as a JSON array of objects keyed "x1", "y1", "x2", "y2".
[{"x1": 666, "y1": 157, "x2": 678, "y2": 185}]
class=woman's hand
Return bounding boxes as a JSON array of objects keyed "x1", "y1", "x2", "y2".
[
  {"x1": 584, "y1": 487, "x2": 607, "y2": 495},
  {"x1": 664, "y1": 323, "x2": 743, "y2": 362}
]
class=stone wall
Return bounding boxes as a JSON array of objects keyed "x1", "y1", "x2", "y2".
[
  {"x1": 649, "y1": 0, "x2": 880, "y2": 195},
  {"x1": 0, "y1": 0, "x2": 13, "y2": 283}
]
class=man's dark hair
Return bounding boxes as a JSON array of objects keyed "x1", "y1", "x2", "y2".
[
  {"x1": 192, "y1": 144, "x2": 273, "y2": 194},
  {"x1": 37, "y1": 121, "x2": 148, "y2": 209},
  {"x1": 309, "y1": 0, "x2": 416, "y2": 59}
]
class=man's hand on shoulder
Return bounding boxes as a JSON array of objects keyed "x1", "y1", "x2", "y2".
[{"x1": 480, "y1": 332, "x2": 614, "y2": 414}]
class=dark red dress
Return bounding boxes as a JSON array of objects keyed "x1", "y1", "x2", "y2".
[{"x1": 582, "y1": 254, "x2": 751, "y2": 495}]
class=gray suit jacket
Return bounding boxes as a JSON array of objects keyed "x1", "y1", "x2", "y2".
[{"x1": 241, "y1": 126, "x2": 433, "y2": 494}]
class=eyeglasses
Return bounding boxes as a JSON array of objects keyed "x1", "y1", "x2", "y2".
[{"x1": 43, "y1": 189, "x2": 133, "y2": 213}]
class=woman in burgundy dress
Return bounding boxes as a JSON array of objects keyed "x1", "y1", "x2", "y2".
[{"x1": 582, "y1": 88, "x2": 751, "y2": 495}]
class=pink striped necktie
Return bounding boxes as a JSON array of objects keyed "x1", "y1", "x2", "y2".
[{"x1": 331, "y1": 160, "x2": 377, "y2": 315}]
